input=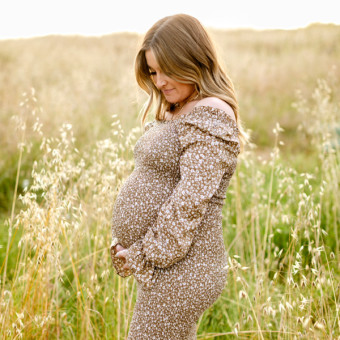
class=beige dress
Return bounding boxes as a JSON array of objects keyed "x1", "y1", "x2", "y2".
[{"x1": 111, "y1": 105, "x2": 240, "y2": 339}]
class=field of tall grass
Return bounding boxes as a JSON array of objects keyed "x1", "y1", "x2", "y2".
[{"x1": 0, "y1": 24, "x2": 339, "y2": 339}]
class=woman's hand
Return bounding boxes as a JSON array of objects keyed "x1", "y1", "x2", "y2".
[{"x1": 114, "y1": 244, "x2": 131, "y2": 270}]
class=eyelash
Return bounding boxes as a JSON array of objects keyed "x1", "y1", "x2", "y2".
[{"x1": 149, "y1": 71, "x2": 156, "y2": 76}]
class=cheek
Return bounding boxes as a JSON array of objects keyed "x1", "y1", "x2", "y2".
[{"x1": 182, "y1": 84, "x2": 195, "y2": 95}]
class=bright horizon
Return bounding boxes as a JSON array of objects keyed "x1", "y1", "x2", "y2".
[{"x1": 0, "y1": 0, "x2": 339, "y2": 40}]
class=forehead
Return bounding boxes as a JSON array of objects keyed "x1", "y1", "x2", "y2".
[{"x1": 145, "y1": 50, "x2": 159, "y2": 69}]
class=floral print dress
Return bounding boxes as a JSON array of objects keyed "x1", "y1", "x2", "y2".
[{"x1": 111, "y1": 105, "x2": 240, "y2": 339}]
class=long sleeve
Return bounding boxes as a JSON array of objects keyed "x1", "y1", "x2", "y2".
[{"x1": 124, "y1": 105, "x2": 240, "y2": 289}]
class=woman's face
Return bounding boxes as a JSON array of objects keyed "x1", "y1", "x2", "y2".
[{"x1": 145, "y1": 49, "x2": 195, "y2": 106}]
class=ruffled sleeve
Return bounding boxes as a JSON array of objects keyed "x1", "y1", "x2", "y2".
[{"x1": 124, "y1": 105, "x2": 240, "y2": 289}]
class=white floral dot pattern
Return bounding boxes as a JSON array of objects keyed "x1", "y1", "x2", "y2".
[{"x1": 111, "y1": 105, "x2": 240, "y2": 339}]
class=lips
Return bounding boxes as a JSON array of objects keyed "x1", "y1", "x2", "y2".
[{"x1": 162, "y1": 89, "x2": 174, "y2": 95}]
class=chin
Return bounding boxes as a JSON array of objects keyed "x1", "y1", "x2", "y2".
[{"x1": 165, "y1": 98, "x2": 177, "y2": 104}]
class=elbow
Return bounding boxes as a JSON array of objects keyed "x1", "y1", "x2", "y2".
[
  {"x1": 153, "y1": 246, "x2": 190, "y2": 269},
  {"x1": 153, "y1": 255, "x2": 177, "y2": 269}
]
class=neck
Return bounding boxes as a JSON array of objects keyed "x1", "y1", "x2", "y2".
[{"x1": 171, "y1": 91, "x2": 199, "y2": 114}]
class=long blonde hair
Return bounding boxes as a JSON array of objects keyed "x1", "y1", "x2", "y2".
[{"x1": 135, "y1": 14, "x2": 249, "y2": 148}]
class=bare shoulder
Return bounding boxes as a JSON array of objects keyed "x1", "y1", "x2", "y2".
[{"x1": 195, "y1": 97, "x2": 236, "y2": 122}]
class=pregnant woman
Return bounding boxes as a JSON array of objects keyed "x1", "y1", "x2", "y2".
[{"x1": 110, "y1": 14, "x2": 247, "y2": 339}]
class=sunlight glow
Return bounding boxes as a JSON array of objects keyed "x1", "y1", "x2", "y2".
[{"x1": 0, "y1": 0, "x2": 339, "y2": 39}]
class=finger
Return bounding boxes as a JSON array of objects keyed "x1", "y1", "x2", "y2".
[
  {"x1": 115, "y1": 244, "x2": 125, "y2": 252},
  {"x1": 115, "y1": 249, "x2": 127, "y2": 259},
  {"x1": 115, "y1": 250, "x2": 123, "y2": 258}
]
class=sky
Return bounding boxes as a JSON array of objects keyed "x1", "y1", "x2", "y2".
[{"x1": 0, "y1": 0, "x2": 339, "y2": 40}]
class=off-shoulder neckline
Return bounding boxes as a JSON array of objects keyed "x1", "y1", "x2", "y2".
[{"x1": 157, "y1": 105, "x2": 238, "y2": 128}]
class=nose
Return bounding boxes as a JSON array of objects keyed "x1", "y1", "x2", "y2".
[{"x1": 155, "y1": 72, "x2": 167, "y2": 89}]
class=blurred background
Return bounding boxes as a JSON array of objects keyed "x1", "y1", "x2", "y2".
[
  {"x1": 0, "y1": 2, "x2": 339, "y2": 338},
  {"x1": 0, "y1": 0, "x2": 339, "y2": 211}
]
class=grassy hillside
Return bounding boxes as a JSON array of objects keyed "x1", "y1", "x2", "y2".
[
  {"x1": 1, "y1": 24, "x2": 339, "y2": 151},
  {"x1": 1, "y1": 24, "x2": 339, "y2": 214}
]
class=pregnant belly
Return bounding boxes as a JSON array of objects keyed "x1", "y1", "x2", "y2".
[{"x1": 112, "y1": 167, "x2": 177, "y2": 248}]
